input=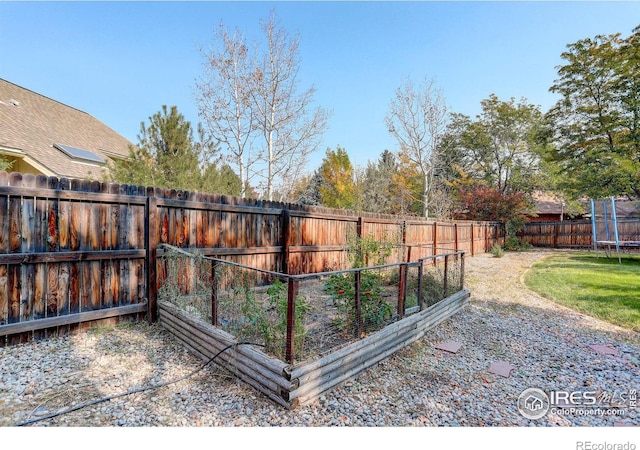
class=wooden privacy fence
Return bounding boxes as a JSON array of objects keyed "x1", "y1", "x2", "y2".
[
  {"x1": 0, "y1": 171, "x2": 505, "y2": 344},
  {"x1": 520, "y1": 220, "x2": 640, "y2": 249}
]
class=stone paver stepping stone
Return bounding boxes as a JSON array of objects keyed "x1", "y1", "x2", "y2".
[
  {"x1": 434, "y1": 341, "x2": 462, "y2": 354},
  {"x1": 488, "y1": 361, "x2": 516, "y2": 378},
  {"x1": 589, "y1": 344, "x2": 618, "y2": 356}
]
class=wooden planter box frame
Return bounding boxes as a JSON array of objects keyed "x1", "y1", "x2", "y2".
[{"x1": 158, "y1": 288, "x2": 470, "y2": 409}]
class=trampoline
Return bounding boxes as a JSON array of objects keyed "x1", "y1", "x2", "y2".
[{"x1": 590, "y1": 197, "x2": 640, "y2": 263}]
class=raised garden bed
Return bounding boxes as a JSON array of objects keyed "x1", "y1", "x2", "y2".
[{"x1": 157, "y1": 248, "x2": 469, "y2": 408}]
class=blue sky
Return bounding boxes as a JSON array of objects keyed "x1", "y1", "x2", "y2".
[{"x1": 1, "y1": 1, "x2": 639, "y2": 173}]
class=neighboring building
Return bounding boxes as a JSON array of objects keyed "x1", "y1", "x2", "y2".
[
  {"x1": 528, "y1": 191, "x2": 585, "y2": 222},
  {"x1": 0, "y1": 78, "x2": 132, "y2": 180}
]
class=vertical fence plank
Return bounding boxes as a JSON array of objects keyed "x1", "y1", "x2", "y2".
[
  {"x1": 33, "y1": 176, "x2": 48, "y2": 340},
  {"x1": 470, "y1": 223, "x2": 475, "y2": 256},
  {"x1": 0, "y1": 184, "x2": 7, "y2": 255},
  {"x1": 9, "y1": 173, "x2": 22, "y2": 254},
  {"x1": 44, "y1": 177, "x2": 59, "y2": 338},
  {"x1": 146, "y1": 195, "x2": 158, "y2": 323},
  {"x1": 68, "y1": 180, "x2": 81, "y2": 318},
  {"x1": 100, "y1": 184, "x2": 113, "y2": 310},
  {"x1": 433, "y1": 222, "x2": 438, "y2": 253},
  {"x1": 8, "y1": 264, "x2": 20, "y2": 327},
  {"x1": 0, "y1": 264, "x2": 7, "y2": 345},
  {"x1": 108, "y1": 184, "x2": 120, "y2": 309},
  {"x1": 281, "y1": 209, "x2": 291, "y2": 274},
  {"x1": 57, "y1": 179, "x2": 70, "y2": 325},
  {"x1": 8, "y1": 173, "x2": 23, "y2": 343},
  {"x1": 20, "y1": 174, "x2": 36, "y2": 341},
  {"x1": 46, "y1": 177, "x2": 59, "y2": 253},
  {"x1": 117, "y1": 184, "x2": 128, "y2": 306},
  {"x1": 88, "y1": 182, "x2": 102, "y2": 313},
  {"x1": 128, "y1": 186, "x2": 141, "y2": 309}
]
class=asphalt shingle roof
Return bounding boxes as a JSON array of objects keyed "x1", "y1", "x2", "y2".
[{"x1": 0, "y1": 78, "x2": 132, "y2": 180}]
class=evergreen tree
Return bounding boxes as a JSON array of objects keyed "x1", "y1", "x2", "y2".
[
  {"x1": 107, "y1": 105, "x2": 241, "y2": 195},
  {"x1": 0, "y1": 156, "x2": 14, "y2": 172}
]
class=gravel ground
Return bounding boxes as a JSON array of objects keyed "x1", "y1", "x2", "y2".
[{"x1": 1, "y1": 249, "x2": 638, "y2": 427}]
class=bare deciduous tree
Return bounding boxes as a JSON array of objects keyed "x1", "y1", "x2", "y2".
[
  {"x1": 385, "y1": 77, "x2": 448, "y2": 218},
  {"x1": 196, "y1": 11, "x2": 329, "y2": 201},
  {"x1": 195, "y1": 22, "x2": 258, "y2": 198},
  {"x1": 252, "y1": 11, "x2": 329, "y2": 201}
]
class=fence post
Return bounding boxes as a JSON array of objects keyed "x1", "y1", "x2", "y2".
[
  {"x1": 354, "y1": 270, "x2": 362, "y2": 337},
  {"x1": 145, "y1": 195, "x2": 158, "y2": 323},
  {"x1": 402, "y1": 220, "x2": 408, "y2": 262},
  {"x1": 433, "y1": 222, "x2": 438, "y2": 254},
  {"x1": 285, "y1": 277, "x2": 299, "y2": 364},
  {"x1": 443, "y1": 254, "x2": 449, "y2": 299},
  {"x1": 485, "y1": 224, "x2": 489, "y2": 252},
  {"x1": 281, "y1": 209, "x2": 291, "y2": 274},
  {"x1": 470, "y1": 223, "x2": 474, "y2": 256},
  {"x1": 211, "y1": 260, "x2": 218, "y2": 326},
  {"x1": 397, "y1": 263, "x2": 407, "y2": 319},
  {"x1": 459, "y1": 252, "x2": 465, "y2": 291},
  {"x1": 417, "y1": 259, "x2": 424, "y2": 311},
  {"x1": 454, "y1": 223, "x2": 459, "y2": 252}
]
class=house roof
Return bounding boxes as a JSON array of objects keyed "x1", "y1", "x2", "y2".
[
  {"x1": 531, "y1": 191, "x2": 568, "y2": 216},
  {"x1": 0, "y1": 78, "x2": 132, "y2": 180}
]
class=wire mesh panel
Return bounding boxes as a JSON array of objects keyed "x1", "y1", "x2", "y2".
[
  {"x1": 323, "y1": 265, "x2": 400, "y2": 337},
  {"x1": 158, "y1": 245, "x2": 465, "y2": 364},
  {"x1": 419, "y1": 253, "x2": 464, "y2": 307},
  {"x1": 157, "y1": 248, "x2": 212, "y2": 322}
]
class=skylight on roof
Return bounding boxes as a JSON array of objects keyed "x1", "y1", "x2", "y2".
[{"x1": 54, "y1": 143, "x2": 105, "y2": 164}]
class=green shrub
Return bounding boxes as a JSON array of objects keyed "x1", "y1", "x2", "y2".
[
  {"x1": 503, "y1": 236, "x2": 532, "y2": 251},
  {"x1": 490, "y1": 243, "x2": 505, "y2": 258}
]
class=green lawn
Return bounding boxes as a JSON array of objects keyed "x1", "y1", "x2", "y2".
[{"x1": 523, "y1": 252, "x2": 640, "y2": 332}]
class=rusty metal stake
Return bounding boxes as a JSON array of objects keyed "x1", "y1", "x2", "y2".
[
  {"x1": 417, "y1": 260, "x2": 424, "y2": 311},
  {"x1": 211, "y1": 259, "x2": 218, "y2": 326},
  {"x1": 460, "y1": 252, "x2": 465, "y2": 291},
  {"x1": 354, "y1": 270, "x2": 362, "y2": 337},
  {"x1": 397, "y1": 263, "x2": 407, "y2": 319},
  {"x1": 443, "y1": 254, "x2": 449, "y2": 298},
  {"x1": 285, "y1": 278, "x2": 299, "y2": 364}
]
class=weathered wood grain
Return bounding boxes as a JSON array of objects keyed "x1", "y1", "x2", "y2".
[
  {"x1": 0, "y1": 265, "x2": 7, "y2": 327},
  {"x1": 0, "y1": 302, "x2": 146, "y2": 336}
]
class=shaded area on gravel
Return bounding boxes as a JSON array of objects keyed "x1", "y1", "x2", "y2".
[{"x1": 1, "y1": 249, "x2": 638, "y2": 427}]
